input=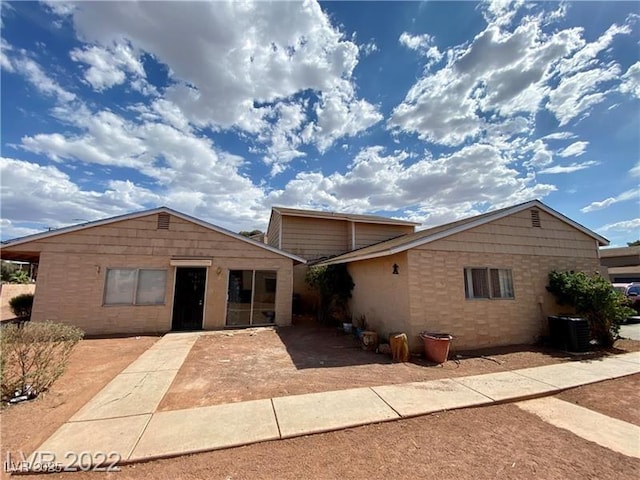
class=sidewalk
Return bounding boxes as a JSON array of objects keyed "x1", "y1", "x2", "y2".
[{"x1": 30, "y1": 340, "x2": 640, "y2": 468}]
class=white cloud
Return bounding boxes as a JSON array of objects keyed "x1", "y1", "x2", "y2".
[
  {"x1": 523, "y1": 139, "x2": 553, "y2": 168},
  {"x1": 630, "y1": 164, "x2": 640, "y2": 177},
  {"x1": 542, "y1": 131, "x2": 576, "y2": 141},
  {"x1": 56, "y1": 0, "x2": 379, "y2": 160},
  {"x1": 557, "y1": 140, "x2": 588, "y2": 157},
  {"x1": 0, "y1": 219, "x2": 41, "y2": 240},
  {"x1": 389, "y1": 67, "x2": 483, "y2": 146},
  {"x1": 18, "y1": 106, "x2": 274, "y2": 229},
  {"x1": 390, "y1": 6, "x2": 636, "y2": 146},
  {"x1": 399, "y1": 32, "x2": 443, "y2": 66},
  {"x1": 599, "y1": 218, "x2": 640, "y2": 232},
  {"x1": 360, "y1": 41, "x2": 378, "y2": 56},
  {"x1": 0, "y1": 38, "x2": 14, "y2": 72},
  {"x1": 538, "y1": 160, "x2": 598, "y2": 174},
  {"x1": 309, "y1": 82, "x2": 383, "y2": 154},
  {"x1": 481, "y1": 0, "x2": 526, "y2": 27},
  {"x1": 268, "y1": 144, "x2": 556, "y2": 226},
  {"x1": 581, "y1": 188, "x2": 639, "y2": 213},
  {"x1": 0, "y1": 156, "x2": 146, "y2": 230},
  {"x1": 7, "y1": 55, "x2": 75, "y2": 103},
  {"x1": 547, "y1": 64, "x2": 621, "y2": 126},
  {"x1": 620, "y1": 61, "x2": 640, "y2": 98},
  {"x1": 70, "y1": 43, "x2": 145, "y2": 91}
]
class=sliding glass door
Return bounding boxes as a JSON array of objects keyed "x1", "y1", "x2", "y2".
[{"x1": 226, "y1": 270, "x2": 277, "y2": 326}]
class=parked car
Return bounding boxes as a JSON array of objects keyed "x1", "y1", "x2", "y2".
[{"x1": 613, "y1": 282, "x2": 640, "y2": 315}]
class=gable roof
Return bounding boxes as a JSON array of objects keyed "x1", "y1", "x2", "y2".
[
  {"x1": 316, "y1": 200, "x2": 609, "y2": 266},
  {"x1": 1, "y1": 207, "x2": 306, "y2": 264},
  {"x1": 272, "y1": 206, "x2": 420, "y2": 226}
]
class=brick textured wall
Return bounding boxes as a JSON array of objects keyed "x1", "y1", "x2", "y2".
[
  {"x1": 406, "y1": 249, "x2": 598, "y2": 351},
  {"x1": 6, "y1": 214, "x2": 294, "y2": 335},
  {"x1": 406, "y1": 209, "x2": 600, "y2": 351}
]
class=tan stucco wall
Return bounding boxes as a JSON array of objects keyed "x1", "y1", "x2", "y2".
[
  {"x1": 5, "y1": 214, "x2": 294, "y2": 335},
  {"x1": 279, "y1": 216, "x2": 414, "y2": 313},
  {"x1": 348, "y1": 252, "x2": 410, "y2": 340}
]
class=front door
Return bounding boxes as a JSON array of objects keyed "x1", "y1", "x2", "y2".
[{"x1": 172, "y1": 267, "x2": 207, "y2": 331}]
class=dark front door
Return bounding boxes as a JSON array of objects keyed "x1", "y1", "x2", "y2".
[{"x1": 172, "y1": 267, "x2": 207, "y2": 331}]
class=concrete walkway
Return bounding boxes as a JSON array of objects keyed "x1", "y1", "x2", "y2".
[
  {"x1": 30, "y1": 341, "x2": 640, "y2": 468},
  {"x1": 517, "y1": 397, "x2": 640, "y2": 458}
]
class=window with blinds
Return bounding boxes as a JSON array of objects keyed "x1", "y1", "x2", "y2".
[{"x1": 464, "y1": 267, "x2": 514, "y2": 299}]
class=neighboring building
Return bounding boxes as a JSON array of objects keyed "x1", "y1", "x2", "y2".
[
  {"x1": 314, "y1": 200, "x2": 608, "y2": 352},
  {"x1": 266, "y1": 206, "x2": 419, "y2": 312},
  {"x1": 599, "y1": 246, "x2": 640, "y2": 283},
  {"x1": 0, "y1": 207, "x2": 304, "y2": 336}
]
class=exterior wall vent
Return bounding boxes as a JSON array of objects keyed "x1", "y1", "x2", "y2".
[
  {"x1": 530, "y1": 209, "x2": 541, "y2": 228},
  {"x1": 157, "y1": 213, "x2": 171, "y2": 230}
]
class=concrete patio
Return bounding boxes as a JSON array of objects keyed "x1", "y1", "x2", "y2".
[{"x1": 29, "y1": 336, "x2": 640, "y2": 469}]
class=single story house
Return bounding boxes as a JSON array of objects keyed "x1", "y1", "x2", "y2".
[
  {"x1": 0, "y1": 207, "x2": 304, "y2": 335},
  {"x1": 314, "y1": 200, "x2": 608, "y2": 352}
]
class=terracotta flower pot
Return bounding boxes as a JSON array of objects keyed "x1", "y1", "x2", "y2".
[{"x1": 420, "y1": 332, "x2": 453, "y2": 364}]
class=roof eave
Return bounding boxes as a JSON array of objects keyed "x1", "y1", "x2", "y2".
[
  {"x1": 272, "y1": 207, "x2": 420, "y2": 226},
  {"x1": 2, "y1": 207, "x2": 307, "y2": 264}
]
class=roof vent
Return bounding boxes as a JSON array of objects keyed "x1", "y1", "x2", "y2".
[
  {"x1": 530, "y1": 209, "x2": 541, "y2": 228},
  {"x1": 157, "y1": 213, "x2": 170, "y2": 230}
]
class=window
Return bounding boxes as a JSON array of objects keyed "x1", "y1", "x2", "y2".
[
  {"x1": 226, "y1": 270, "x2": 277, "y2": 325},
  {"x1": 464, "y1": 268, "x2": 514, "y2": 299},
  {"x1": 104, "y1": 269, "x2": 167, "y2": 305}
]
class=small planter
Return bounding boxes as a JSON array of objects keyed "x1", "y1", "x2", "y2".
[
  {"x1": 360, "y1": 331, "x2": 379, "y2": 351},
  {"x1": 420, "y1": 332, "x2": 453, "y2": 364}
]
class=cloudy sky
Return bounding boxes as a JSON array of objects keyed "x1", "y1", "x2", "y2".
[{"x1": 1, "y1": 1, "x2": 638, "y2": 246}]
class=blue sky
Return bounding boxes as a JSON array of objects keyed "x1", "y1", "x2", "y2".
[{"x1": 1, "y1": 1, "x2": 638, "y2": 246}]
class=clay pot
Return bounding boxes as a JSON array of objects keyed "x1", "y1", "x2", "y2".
[{"x1": 421, "y1": 332, "x2": 453, "y2": 364}]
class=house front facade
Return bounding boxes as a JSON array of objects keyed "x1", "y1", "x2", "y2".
[
  {"x1": 316, "y1": 200, "x2": 608, "y2": 351},
  {"x1": 1, "y1": 208, "x2": 304, "y2": 335}
]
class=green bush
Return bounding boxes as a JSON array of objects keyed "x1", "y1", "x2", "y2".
[
  {"x1": 305, "y1": 264, "x2": 355, "y2": 323},
  {"x1": 0, "y1": 322, "x2": 84, "y2": 401},
  {"x1": 8, "y1": 270, "x2": 30, "y2": 284},
  {"x1": 546, "y1": 271, "x2": 635, "y2": 347},
  {"x1": 9, "y1": 293, "x2": 34, "y2": 319}
]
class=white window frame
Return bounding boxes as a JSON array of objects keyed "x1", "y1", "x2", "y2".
[
  {"x1": 464, "y1": 267, "x2": 514, "y2": 300},
  {"x1": 103, "y1": 268, "x2": 168, "y2": 306}
]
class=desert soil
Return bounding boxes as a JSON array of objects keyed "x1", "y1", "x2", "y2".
[
  {"x1": 557, "y1": 373, "x2": 640, "y2": 426},
  {"x1": 3, "y1": 326, "x2": 639, "y2": 479},
  {"x1": 18, "y1": 393, "x2": 640, "y2": 480},
  {"x1": 0, "y1": 335, "x2": 158, "y2": 479},
  {"x1": 158, "y1": 323, "x2": 640, "y2": 411}
]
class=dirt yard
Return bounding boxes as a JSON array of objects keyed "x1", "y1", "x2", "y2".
[
  {"x1": 3, "y1": 326, "x2": 639, "y2": 479},
  {"x1": 19, "y1": 379, "x2": 640, "y2": 480},
  {"x1": 557, "y1": 374, "x2": 640, "y2": 426},
  {"x1": 157, "y1": 323, "x2": 640, "y2": 411},
  {"x1": 0, "y1": 335, "x2": 158, "y2": 476}
]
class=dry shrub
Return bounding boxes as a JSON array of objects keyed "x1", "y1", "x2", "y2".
[{"x1": 0, "y1": 322, "x2": 84, "y2": 401}]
